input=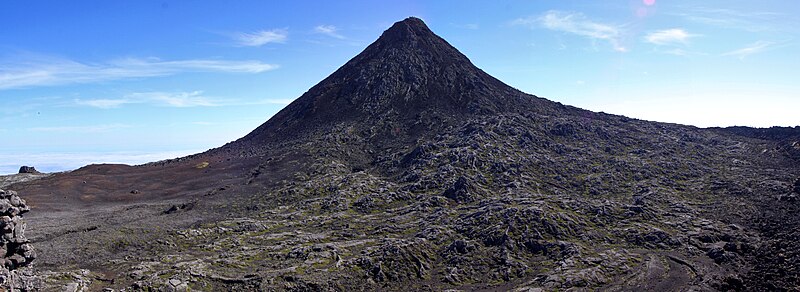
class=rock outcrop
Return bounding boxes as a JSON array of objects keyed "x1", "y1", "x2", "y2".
[
  {"x1": 0, "y1": 189, "x2": 36, "y2": 289},
  {"x1": 17, "y1": 167, "x2": 40, "y2": 174}
]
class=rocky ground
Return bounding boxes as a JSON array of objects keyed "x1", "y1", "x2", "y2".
[
  {"x1": 18, "y1": 115, "x2": 800, "y2": 291},
  {"x1": 0, "y1": 173, "x2": 50, "y2": 189},
  {"x1": 0, "y1": 189, "x2": 38, "y2": 290},
  {"x1": 5, "y1": 17, "x2": 800, "y2": 291}
]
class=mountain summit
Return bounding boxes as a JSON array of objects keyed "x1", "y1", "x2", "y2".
[
  {"x1": 10, "y1": 17, "x2": 800, "y2": 291},
  {"x1": 236, "y1": 17, "x2": 548, "y2": 148}
]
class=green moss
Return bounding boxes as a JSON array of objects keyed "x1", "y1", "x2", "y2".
[
  {"x1": 158, "y1": 270, "x2": 177, "y2": 280},
  {"x1": 311, "y1": 258, "x2": 332, "y2": 269}
]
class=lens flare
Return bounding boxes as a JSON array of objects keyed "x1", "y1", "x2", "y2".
[
  {"x1": 643, "y1": 0, "x2": 656, "y2": 6},
  {"x1": 636, "y1": 7, "x2": 648, "y2": 17}
]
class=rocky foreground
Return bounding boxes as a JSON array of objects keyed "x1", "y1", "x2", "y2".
[
  {"x1": 7, "y1": 17, "x2": 800, "y2": 291},
  {"x1": 0, "y1": 189, "x2": 36, "y2": 290},
  {"x1": 0, "y1": 173, "x2": 49, "y2": 190}
]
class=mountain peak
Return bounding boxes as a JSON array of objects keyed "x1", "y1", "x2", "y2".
[
  {"x1": 233, "y1": 17, "x2": 538, "y2": 148},
  {"x1": 357, "y1": 16, "x2": 468, "y2": 67},
  {"x1": 379, "y1": 17, "x2": 435, "y2": 43},
  {"x1": 398, "y1": 16, "x2": 427, "y2": 27}
]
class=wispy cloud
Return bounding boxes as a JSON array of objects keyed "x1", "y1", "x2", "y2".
[
  {"x1": 658, "y1": 48, "x2": 706, "y2": 57},
  {"x1": 232, "y1": 29, "x2": 288, "y2": 46},
  {"x1": 130, "y1": 91, "x2": 217, "y2": 107},
  {"x1": 0, "y1": 55, "x2": 278, "y2": 90},
  {"x1": 28, "y1": 124, "x2": 131, "y2": 133},
  {"x1": 514, "y1": 10, "x2": 627, "y2": 52},
  {"x1": 722, "y1": 41, "x2": 775, "y2": 59},
  {"x1": 644, "y1": 29, "x2": 697, "y2": 45},
  {"x1": 76, "y1": 99, "x2": 132, "y2": 109},
  {"x1": 109, "y1": 58, "x2": 277, "y2": 73},
  {"x1": 313, "y1": 25, "x2": 345, "y2": 39},
  {"x1": 75, "y1": 92, "x2": 296, "y2": 109},
  {"x1": 675, "y1": 8, "x2": 788, "y2": 32},
  {"x1": 75, "y1": 91, "x2": 220, "y2": 109}
]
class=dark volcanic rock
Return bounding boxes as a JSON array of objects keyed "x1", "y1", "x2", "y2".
[
  {"x1": 0, "y1": 189, "x2": 35, "y2": 287},
  {"x1": 794, "y1": 178, "x2": 800, "y2": 193},
  {"x1": 442, "y1": 176, "x2": 475, "y2": 203},
  {"x1": 17, "y1": 166, "x2": 39, "y2": 174}
]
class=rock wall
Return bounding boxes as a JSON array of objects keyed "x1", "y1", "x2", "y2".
[{"x1": 0, "y1": 189, "x2": 36, "y2": 289}]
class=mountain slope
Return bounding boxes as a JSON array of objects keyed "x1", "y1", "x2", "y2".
[
  {"x1": 236, "y1": 17, "x2": 533, "y2": 145},
  {"x1": 9, "y1": 17, "x2": 800, "y2": 291}
]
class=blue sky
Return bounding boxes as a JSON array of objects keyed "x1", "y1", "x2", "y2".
[{"x1": 1, "y1": 0, "x2": 799, "y2": 174}]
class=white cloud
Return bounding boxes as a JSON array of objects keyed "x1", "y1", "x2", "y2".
[
  {"x1": 232, "y1": 29, "x2": 288, "y2": 46},
  {"x1": 313, "y1": 25, "x2": 345, "y2": 39},
  {"x1": 108, "y1": 58, "x2": 278, "y2": 74},
  {"x1": 75, "y1": 91, "x2": 221, "y2": 109},
  {"x1": 74, "y1": 92, "x2": 296, "y2": 109},
  {"x1": 0, "y1": 56, "x2": 278, "y2": 90},
  {"x1": 722, "y1": 41, "x2": 774, "y2": 59},
  {"x1": 28, "y1": 124, "x2": 132, "y2": 133},
  {"x1": 664, "y1": 48, "x2": 697, "y2": 56},
  {"x1": 576, "y1": 84, "x2": 800, "y2": 128},
  {"x1": 514, "y1": 11, "x2": 627, "y2": 52},
  {"x1": 75, "y1": 99, "x2": 132, "y2": 109},
  {"x1": 131, "y1": 91, "x2": 216, "y2": 107},
  {"x1": 644, "y1": 29, "x2": 696, "y2": 45},
  {"x1": 676, "y1": 8, "x2": 787, "y2": 32}
]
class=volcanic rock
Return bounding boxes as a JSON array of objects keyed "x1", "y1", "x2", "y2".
[
  {"x1": 794, "y1": 178, "x2": 800, "y2": 193},
  {"x1": 17, "y1": 166, "x2": 39, "y2": 174},
  {"x1": 0, "y1": 189, "x2": 35, "y2": 288},
  {"x1": 442, "y1": 176, "x2": 475, "y2": 203}
]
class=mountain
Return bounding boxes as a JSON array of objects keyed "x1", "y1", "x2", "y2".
[
  {"x1": 9, "y1": 17, "x2": 800, "y2": 291},
  {"x1": 249, "y1": 19, "x2": 527, "y2": 135},
  {"x1": 220, "y1": 17, "x2": 559, "y2": 158}
]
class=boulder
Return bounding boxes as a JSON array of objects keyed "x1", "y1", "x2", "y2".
[{"x1": 443, "y1": 176, "x2": 475, "y2": 203}]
